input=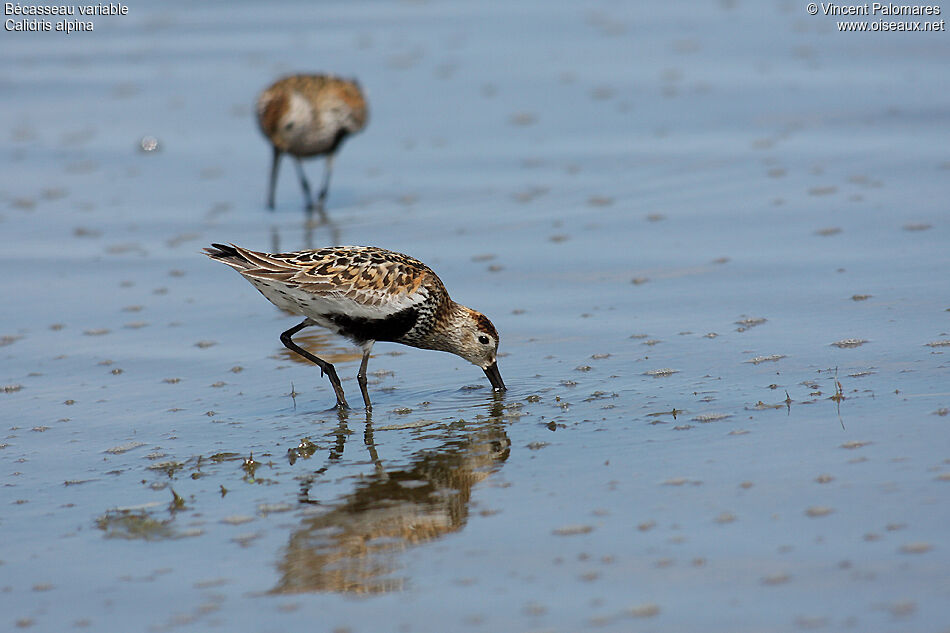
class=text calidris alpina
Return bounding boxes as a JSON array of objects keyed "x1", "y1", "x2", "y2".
[
  {"x1": 205, "y1": 244, "x2": 505, "y2": 410},
  {"x1": 256, "y1": 74, "x2": 368, "y2": 216}
]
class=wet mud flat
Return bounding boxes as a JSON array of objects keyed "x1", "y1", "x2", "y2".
[{"x1": 2, "y1": 1, "x2": 949, "y2": 632}]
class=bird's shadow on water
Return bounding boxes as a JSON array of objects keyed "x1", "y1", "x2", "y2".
[{"x1": 273, "y1": 396, "x2": 512, "y2": 594}]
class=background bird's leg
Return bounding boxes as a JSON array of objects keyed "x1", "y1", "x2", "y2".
[
  {"x1": 280, "y1": 318, "x2": 349, "y2": 409},
  {"x1": 357, "y1": 342, "x2": 374, "y2": 410},
  {"x1": 293, "y1": 157, "x2": 315, "y2": 214},
  {"x1": 267, "y1": 147, "x2": 282, "y2": 210},
  {"x1": 313, "y1": 154, "x2": 333, "y2": 221}
]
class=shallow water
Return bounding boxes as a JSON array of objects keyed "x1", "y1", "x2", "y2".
[{"x1": 2, "y1": 1, "x2": 949, "y2": 631}]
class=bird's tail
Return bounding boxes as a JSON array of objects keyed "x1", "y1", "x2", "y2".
[{"x1": 203, "y1": 243, "x2": 253, "y2": 270}]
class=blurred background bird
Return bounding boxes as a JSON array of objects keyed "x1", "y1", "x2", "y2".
[{"x1": 256, "y1": 74, "x2": 368, "y2": 218}]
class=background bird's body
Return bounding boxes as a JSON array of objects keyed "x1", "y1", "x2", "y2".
[
  {"x1": 205, "y1": 244, "x2": 504, "y2": 409},
  {"x1": 256, "y1": 74, "x2": 368, "y2": 214}
]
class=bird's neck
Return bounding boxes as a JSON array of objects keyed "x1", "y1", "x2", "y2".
[{"x1": 413, "y1": 300, "x2": 467, "y2": 353}]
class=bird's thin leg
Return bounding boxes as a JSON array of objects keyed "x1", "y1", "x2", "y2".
[
  {"x1": 357, "y1": 342, "x2": 374, "y2": 411},
  {"x1": 317, "y1": 155, "x2": 334, "y2": 205},
  {"x1": 293, "y1": 157, "x2": 315, "y2": 213},
  {"x1": 310, "y1": 153, "x2": 333, "y2": 222},
  {"x1": 280, "y1": 318, "x2": 349, "y2": 409},
  {"x1": 266, "y1": 147, "x2": 282, "y2": 210}
]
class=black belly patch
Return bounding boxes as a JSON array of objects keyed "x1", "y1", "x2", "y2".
[
  {"x1": 327, "y1": 129, "x2": 349, "y2": 155},
  {"x1": 326, "y1": 307, "x2": 418, "y2": 343}
]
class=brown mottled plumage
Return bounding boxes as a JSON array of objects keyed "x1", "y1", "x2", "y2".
[
  {"x1": 205, "y1": 244, "x2": 505, "y2": 410},
  {"x1": 256, "y1": 74, "x2": 368, "y2": 216}
]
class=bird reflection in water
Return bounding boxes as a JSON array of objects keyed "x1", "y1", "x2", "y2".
[
  {"x1": 270, "y1": 213, "x2": 342, "y2": 255},
  {"x1": 271, "y1": 401, "x2": 510, "y2": 594}
]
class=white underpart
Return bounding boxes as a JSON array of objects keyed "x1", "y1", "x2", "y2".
[
  {"x1": 281, "y1": 92, "x2": 338, "y2": 155},
  {"x1": 245, "y1": 275, "x2": 428, "y2": 329}
]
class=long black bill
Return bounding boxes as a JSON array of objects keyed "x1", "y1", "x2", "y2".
[{"x1": 483, "y1": 361, "x2": 506, "y2": 392}]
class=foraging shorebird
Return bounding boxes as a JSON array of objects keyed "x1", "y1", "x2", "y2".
[
  {"x1": 256, "y1": 74, "x2": 368, "y2": 216},
  {"x1": 205, "y1": 243, "x2": 505, "y2": 410}
]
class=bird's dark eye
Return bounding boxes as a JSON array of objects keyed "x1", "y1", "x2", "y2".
[{"x1": 478, "y1": 335, "x2": 490, "y2": 345}]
